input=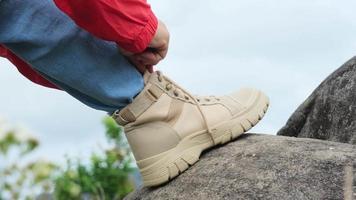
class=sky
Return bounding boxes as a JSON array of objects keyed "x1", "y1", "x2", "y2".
[{"x1": 1, "y1": 0, "x2": 356, "y2": 164}]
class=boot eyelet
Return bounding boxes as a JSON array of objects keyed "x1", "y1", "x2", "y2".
[
  {"x1": 113, "y1": 110, "x2": 120, "y2": 118},
  {"x1": 184, "y1": 96, "x2": 190, "y2": 100},
  {"x1": 173, "y1": 91, "x2": 179, "y2": 97},
  {"x1": 166, "y1": 84, "x2": 172, "y2": 90}
]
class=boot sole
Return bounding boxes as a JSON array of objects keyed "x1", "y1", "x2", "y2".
[{"x1": 138, "y1": 90, "x2": 270, "y2": 187}]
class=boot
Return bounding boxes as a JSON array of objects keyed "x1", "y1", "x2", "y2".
[{"x1": 113, "y1": 71, "x2": 269, "y2": 187}]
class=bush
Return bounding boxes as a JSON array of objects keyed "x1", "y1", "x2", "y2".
[
  {"x1": 0, "y1": 117, "x2": 136, "y2": 200},
  {"x1": 54, "y1": 117, "x2": 135, "y2": 200},
  {"x1": 0, "y1": 126, "x2": 57, "y2": 200}
]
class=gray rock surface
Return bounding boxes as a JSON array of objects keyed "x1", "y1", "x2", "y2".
[
  {"x1": 125, "y1": 134, "x2": 356, "y2": 200},
  {"x1": 278, "y1": 57, "x2": 356, "y2": 145}
]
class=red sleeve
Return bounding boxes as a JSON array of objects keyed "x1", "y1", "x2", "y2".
[
  {"x1": 0, "y1": 45, "x2": 59, "y2": 90},
  {"x1": 53, "y1": 0, "x2": 158, "y2": 53}
]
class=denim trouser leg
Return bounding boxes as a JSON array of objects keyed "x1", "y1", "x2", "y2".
[{"x1": 0, "y1": 0, "x2": 144, "y2": 113}]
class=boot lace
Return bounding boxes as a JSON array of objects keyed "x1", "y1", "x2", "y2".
[{"x1": 157, "y1": 71, "x2": 216, "y2": 144}]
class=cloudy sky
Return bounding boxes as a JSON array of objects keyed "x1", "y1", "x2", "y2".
[{"x1": 1, "y1": 0, "x2": 355, "y2": 163}]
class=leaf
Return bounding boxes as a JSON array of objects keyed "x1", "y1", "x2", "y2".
[
  {"x1": 21, "y1": 138, "x2": 39, "y2": 155},
  {"x1": 103, "y1": 117, "x2": 123, "y2": 143},
  {"x1": 0, "y1": 132, "x2": 20, "y2": 155}
]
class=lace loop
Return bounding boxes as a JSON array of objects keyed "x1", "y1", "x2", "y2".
[{"x1": 156, "y1": 71, "x2": 216, "y2": 144}]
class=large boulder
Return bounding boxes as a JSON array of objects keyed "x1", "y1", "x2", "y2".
[
  {"x1": 278, "y1": 57, "x2": 356, "y2": 145},
  {"x1": 125, "y1": 134, "x2": 356, "y2": 200}
]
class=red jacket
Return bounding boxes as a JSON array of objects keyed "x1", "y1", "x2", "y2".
[{"x1": 0, "y1": 0, "x2": 157, "y2": 89}]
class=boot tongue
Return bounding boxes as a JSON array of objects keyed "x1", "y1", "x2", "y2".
[{"x1": 143, "y1": 71, "x2": 158, "y2": 85}]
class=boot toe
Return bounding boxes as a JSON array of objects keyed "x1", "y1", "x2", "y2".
[{"x1": 228, "y1": 87, "x2": 261, "y2": 107}]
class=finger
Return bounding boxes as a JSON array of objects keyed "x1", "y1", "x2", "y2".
[
  {"x1": 151, "y1": 40, "x2": 169, "y2": 60},
  {"x1": 157, "y1": 46, "x2": 168, "y2": 60},
  {"x1": 147, "y1": 65, "x2": 154, "y2": 73},
  {"x1": 139, "y1": 51, "x2": 157, "y2": 62},
  {"x1": 135, "y1": 62, "x2": 147, "y2": 74},
  {"x1": 149, "y1": 20, "x2": 170, "y2": 60},
  {"x1": 134, "y1": 52, "x2": 161, "y2": 66},
  {"x1": 128, "y1": 57, "x2": 146, "y2": 74},
  {"x1": 130, "y1": 56, "x2": 155, "y2": 74}
]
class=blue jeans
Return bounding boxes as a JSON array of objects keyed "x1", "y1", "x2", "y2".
[{"x1": 0, "y1": 0, "x2": 144, "y2": 113}]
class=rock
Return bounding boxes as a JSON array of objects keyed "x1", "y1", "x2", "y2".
[
  {"x1": 125, "y1": 134, "x2": 356, "y2": 200},
  {"x1": 278, "y1": 56, "x2": 356, "y2": 145}
]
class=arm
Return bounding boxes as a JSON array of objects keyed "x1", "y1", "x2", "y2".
[
  {"x1": 54, "y1": 0, "x2": 169, "y2": 73},
  {"x1": 53, "y1": 0, "x2": 158, "y2": 53}
]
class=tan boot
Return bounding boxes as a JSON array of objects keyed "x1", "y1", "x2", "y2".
[{"x1": 112, "y1": 71, "x2": 269, "y2": 187}]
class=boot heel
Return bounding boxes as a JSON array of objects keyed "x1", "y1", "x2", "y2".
[{"x1": 139, "y1": 137, "x2": 208, "y2": 187}]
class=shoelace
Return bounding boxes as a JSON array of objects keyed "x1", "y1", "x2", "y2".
[{"x1": 156, "y1": 71, "x2": 216, "y2": 144}]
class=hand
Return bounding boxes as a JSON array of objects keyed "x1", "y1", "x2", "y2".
[{"x1": 120, "y1": 20, "x2": 170, "y2": 74}]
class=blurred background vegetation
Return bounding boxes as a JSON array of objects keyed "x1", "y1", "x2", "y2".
[{"x1": 0, "y1": 117, "x2": 137, "y2": 200}]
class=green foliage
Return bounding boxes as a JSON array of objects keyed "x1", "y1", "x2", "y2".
[
  {"x1": 0, "y1": 131, "x2": 39, "y2": 156},
  {"x1": 0, "y1": 117, "x2": 135, "y2": 200},
  {"x1": 0, "y1": 128, "x2": 57, "y2": 200},
  {"x1": 103, "y1": 117, "x2": 123, "y2": 142},
  {"x1": 54, "y1": 117, "x2": 135, "y2": 200}
]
